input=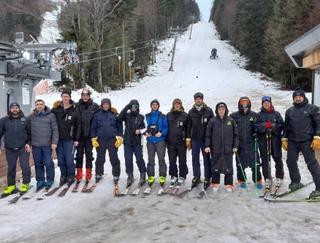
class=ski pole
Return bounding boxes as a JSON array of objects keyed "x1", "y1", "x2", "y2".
[
  {"x1": 235, "y1": 152, "x2": 247, "y2": 186},
  {"x1": 254, "y1": 137, "x2": 259, "y2": 190},
  {"x1": 266, "y1": 132, "x2": 272, "y2": 182}
]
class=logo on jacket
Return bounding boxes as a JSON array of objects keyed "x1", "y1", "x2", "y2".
[{"x1": 227, "y1": 121, "x2": 232, "y2": 127}]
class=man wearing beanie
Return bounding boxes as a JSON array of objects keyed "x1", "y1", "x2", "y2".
[
  {"x1": 166, "y1": 98, "x2": 188, "y2": 191},
  {"x1": 52, "y1": 88, "x2": 81, "y2": 187},
  {"x1": 0, "y1": 102, "x2": 32, "y2": 197},
  {"x1": 145, "y1": 99, "x2": 168, "y2": 189},
  {"x1": 186, "y1": 92, "x2": 214, "y2": 190},
  {"x1": 75, "y1": 88, "x2": 99, "y2": 186},
  {"x1": 256, "y1": 96, "x2": 285, "y2": 193},
  {"x1": 282, "y1": 88, "x2": 320, "y2": 199},
  {"x1": 231, "y1": 97, "x2": 263, "y2": 189},
  {"x1": 118, "y1": 99, "x2": 147, "y2": 189},
  {"x1": 91, "y1": 98, "x2": 123, "y2": 194}
]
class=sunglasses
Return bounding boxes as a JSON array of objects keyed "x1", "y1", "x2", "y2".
[{"x1": 131, "y1": 104, "x2": 139, "y2": 111}]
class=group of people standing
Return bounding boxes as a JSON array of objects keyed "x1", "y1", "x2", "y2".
[{"x1": 1, "y1": 87, "x2": 320, "y2": 199}]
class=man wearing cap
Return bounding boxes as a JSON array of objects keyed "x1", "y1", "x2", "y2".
[
  {"x1": 30, "y1": 99, "x2": 59, "y2": 191},
  {"x1": 256, "y1": 96, "x2": 284, "y2": 190},
  {"x1": 75, "y1": 88, "x2": 99, "y2": 183},
  {"x1": 118, "y1": 99, "x2": 147, "y2": 187},
  {"x1": 166, "y1": 98, "x2": 188, "y2": 187},
  {"x1": 186, "y1": 92, "x2": 214, "y2": 189},
  {"x1": 0, "y1": 102, "x2": 32, "y2": 197},
  {"x1": 282, "y1": 88, "x2": 320, "y2": 198},
  {"x1": 52, "y1": 88, "x2": 81, "y2": 186},
  {"x1": 145, "y1": 99, "x2": 168, "y2": 187},
  {"x1": 230, "y1": 97, "x2": 263, "y2": 189},
  {"x1": 91, "y1": 98, "x2": 123, "y2": 186}
]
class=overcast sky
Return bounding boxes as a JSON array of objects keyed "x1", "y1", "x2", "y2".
[{"x1": 196, "y1": 0, "x2": 214, "y2": 22}]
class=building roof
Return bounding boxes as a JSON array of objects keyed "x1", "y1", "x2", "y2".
[{"x1": 285, "y1": 24, "x2": 320, "y2": 68}]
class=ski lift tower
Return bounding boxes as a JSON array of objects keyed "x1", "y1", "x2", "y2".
[
  {"x1": 0, "y1": 35, "x2": 77, "y2": 117},
  {"x1": 285, "y1": 24, "x2": 320, "y2": 106}
]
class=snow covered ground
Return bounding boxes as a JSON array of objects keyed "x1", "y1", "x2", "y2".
[{"x1": 1, "y1": 11, "x2": 320, "y2": 243}]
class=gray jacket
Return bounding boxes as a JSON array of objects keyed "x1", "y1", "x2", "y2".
[{"x1": 30, "y1": 106, "x2": 59, "y2": 146}]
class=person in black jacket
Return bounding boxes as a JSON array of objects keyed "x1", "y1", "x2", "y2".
[
  {"x1": 52, "y1": 89, "x2": 81, "y2": 186},
  {"x1": 91, "y1": 98, "x2": 123, "y2": 186},
  {"x1": 118, "y1": 99, "x2": 147, "y2": 187},
  {"x1": 75, "y1": 88, "x2": 99, "y2": 183},
  {"x1": 186, "y1": 92, "x2": 214, "y2": 189},
  {"x1": 282, "y1": 88, "x2": 320, "y2": 198},
  {"x1": 256, "y1": 96, "x2": 284, "y2": 189},
  {"x1": 166, "y1": 98, "x2": 188, "y2": 186},
  {"x1": 230, "y1": 97, "x2": 262, "y2": 189},
  {"x1": 205, "y1": 102, "x2": 239, "y2": 192},
  {"x1": 0, "y1": 102, "x2": 31, "y2": 197}
]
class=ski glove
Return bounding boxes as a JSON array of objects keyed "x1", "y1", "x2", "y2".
[
  {"x1": 91, "y1": 137, "x2": 99, "y2": 148},
  {"x1": 311, "y1": 136, "x2": 320, "y2": 151},
  {"x1": 115, "y1": 136, "x2": 123, "y2": 148},
  {"x1": 265, "y1": 121, "x2": 272, "y2": 129},
  {"x1": 281, "y1": 138, "x2": 288, "y2": 151},
  {"x1": 186, "y1": 138, "x2": 192, "y2": 150}
]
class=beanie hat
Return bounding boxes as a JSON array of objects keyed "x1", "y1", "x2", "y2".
[
  {"x1": 101, "y1": 98, "x2": 111, "y2": 106},
  {"x1": 194, "y1": 92, "x2": 204, "y2": 100},
  {"x1": 9, "y1": 102, "x2": 20, "y2": 109},
  {"x1": 292, "y1": 88, "x2": 305, "y2": 99},
  {"x1": 150, "y1": 99, "x2": 160, "y2": 108}
]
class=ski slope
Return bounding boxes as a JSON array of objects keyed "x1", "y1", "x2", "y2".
[{"x1": 0, "y1": 19, "x2": 320, "y2": 243}]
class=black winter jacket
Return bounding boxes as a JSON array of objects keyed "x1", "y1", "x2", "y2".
[
  {"x1": 76, "y1": 99, "x2": 99, "y2": 138},
  {"x1": 167, "y1": 110, "x2": 188, "y2": 145},
  {"x1": 51, "y1": 100, "x2": 81, "y2": 141},
  {"x1": 0, "y1": 112, "x2": 31, "y2": 150},
  {"x1": 118, "y1": 104, "x2": 145, "y2": 145},
  {"x1": 284, "y1": 98, "x2": 320, "y2": 142},
  {"x1": 187, "y1": 104, "x2": 214, "y2": 141}
]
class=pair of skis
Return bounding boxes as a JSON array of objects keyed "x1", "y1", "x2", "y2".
[{"x1": 264, "y1": 181, "x2": 319, "y2": 203}]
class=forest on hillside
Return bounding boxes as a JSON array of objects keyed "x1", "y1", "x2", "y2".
[{"x1": 210, "y1": 0, "x2": 320, "y2": 90}]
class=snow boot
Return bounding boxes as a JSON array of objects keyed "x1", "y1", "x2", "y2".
[
  {"x1": 36, "y1": 180, "x2": 46, "y2": 191},
  {"x1": 225, "y1": 185, "x2": 234, "y2": 192},
  {"x1": 203, "y1": 178, "x2": 210, "y2": 190},
  {"x1": 256, "y1": 180, "x2": 263, "y2": 190},
  {"x1": 95, "y1": 175, "x2": 103, "y2": 183},
  {"x1": 127, "y1": 174, "x2": 134, "y2": 187},
  {"x1": 148, "y1": 176, "x2": 155, "y2": 186},
  {"x1": 176, "y1": 177, "x2": 185, "y2": 186},
  {"x1": 19, "y1": 183, "x2": 30, "y2": 193},
  {"x1": 288, "y1": 182, "x2": 304, "y2": 192},
  {"x1": 139, "y1": 173, "x2": 146, "y2": 186},
  {"x1": 85, "y1": 168, "x2": 92, "y2": 181},
  {"x1": 59, "y1": 176, "x2": 67, "y2": 186},
  {"x1": 309, "y1": 190, "x2": 320, "y2": 199},
  {"x1": 265, "y1": 179, "x2": 272, "y2": 190},
  {"x1": 159, "y1": 176, "x2": 166, "y2": 187},
  {"x1": 67, "y1": 177, "x2": 75, "y2": 186},
  {"x1": 275, "y1": 178, "x2": 283, "y2": 187},
  {"x1": 76, "y1": 168, "x2": 83, "y2": 182},
  {"x1": 45, "y1": 180, "x2": 54, "y2": 190},
  {"x1": 191, "y1": 177, "x2": 201, "y2": 188},
  {"x1": 238, "y1": 180, "x2": 247, "y2": 189},
  {"x1": 113, "y1": 176, "x2": 119, "y2": 185},
  {"x1": 1, "y1": 185, "x2": 17, "y2": 197},
  {"x1": 211, "y1": 183, "x2": 219, "y2": 192},
  {"x1": 170, "y1": 176, "x2": 178, "y2": 186}
]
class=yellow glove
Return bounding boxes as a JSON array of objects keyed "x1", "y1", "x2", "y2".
[
  {"x1": 186, "y1": 138, "x2": 192, "y2": 150},
  {"x1": 281, "y1": 138, "x2": 288, "y2": 151},
  {"x1": 91, "y1": 137, "x2": 99, "y2": 148},
  {"x1": 311, "y1": 136, "x2": 320, "y2": 151},
  {"x1": 115, "y1": 136, "x2": 123, "y2": 148}
]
